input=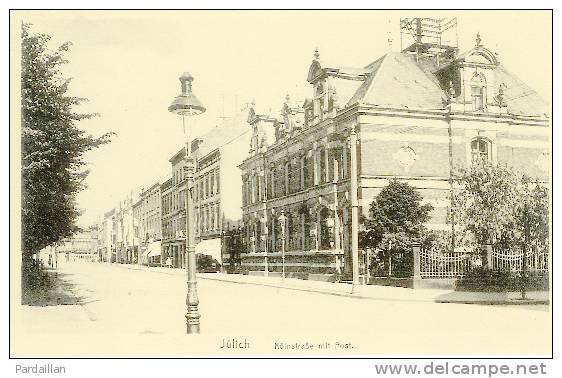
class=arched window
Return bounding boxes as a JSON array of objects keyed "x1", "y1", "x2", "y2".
[
  {"x1": 471, "y1": 74, "x2": 486, "y2": 111},
  {"x1": 471, "y1": 137, "x2": 491, "y2": 162}
]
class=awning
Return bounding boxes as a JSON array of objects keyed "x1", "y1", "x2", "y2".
[
  {"x1": 147, "y1": 241, "x2": 162, "y2": 258},
  {"x1": 195, "y1": 238, "x2": 222, "y2": 264}
]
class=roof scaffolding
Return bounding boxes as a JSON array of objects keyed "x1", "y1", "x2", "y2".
[
  {"x1": 400, "y1": 17, "x2": 458, "y2": 52},
  {"x1": 399, "y1": 17, "x2": 458, "y2": 66}
]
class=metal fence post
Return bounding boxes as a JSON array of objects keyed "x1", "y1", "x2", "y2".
[{"x1": 412, "y1": 242, "x2": 421, "y2": 281}]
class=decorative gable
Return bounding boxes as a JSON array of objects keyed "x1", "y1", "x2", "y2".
[
  {"x1": 459, "y1": 46, "x2": 498, "y2": 67},
  {"x1": 307, "y1": 60, "x2": 324, "y2": 83}
]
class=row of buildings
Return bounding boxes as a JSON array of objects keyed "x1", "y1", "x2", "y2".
[
  {"x1": 60, "y1": 18, "x2": 549, "y2": 283},
  {"x1": 91, "y1": 109, "x2": 252, "y2": 270}
]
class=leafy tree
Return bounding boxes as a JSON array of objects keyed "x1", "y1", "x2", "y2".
[
  {"x1": 452, "y1": 160, "x2": 549, "y2": 253},
  {"x1": 452, "y1": 160, "x2": 520, "y2": 253},
  {"x1": 452, "y1": 160, "x2": 549, "y2": 297},
  {"x1": 361, "y1": 179, "x2": 434, "y2": 277},
  {"x1": 514, "y1": 178, "x2": 549, "y2": 298},
  {"x1": 21, "y1": 24, "x2": 113, "y2": 261}
]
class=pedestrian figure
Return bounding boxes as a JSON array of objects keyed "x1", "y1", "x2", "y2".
[{"x1": 335, "y1": 255, "x2": 342, "y2": 282}]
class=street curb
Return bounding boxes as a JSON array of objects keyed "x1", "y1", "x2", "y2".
[
  {"x1": 435, "y1": 299, "x2": 550, "y2": 306},
  {"x1": 117, "y1": 264, "x2": 437, "y2": 303},
  {"x1": 196, "y1": 275, "x2": 448, "y2": 304},
  {"x1": 108, "y1": 263, "x2": 549, "y2": 306}
]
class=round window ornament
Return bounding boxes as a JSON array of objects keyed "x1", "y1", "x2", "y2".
[{"x1": 393, "y1": 144, "x2": 418, "y2": 172}]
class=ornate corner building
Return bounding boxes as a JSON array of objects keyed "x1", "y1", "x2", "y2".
[{"x1": 238, "y1": 18, "x2": 550, "y2": 282}]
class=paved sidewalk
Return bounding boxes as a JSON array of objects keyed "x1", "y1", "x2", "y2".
[
  {"x1": 435, "y1": 290, "x2": 550, "y2": 305},
  {"x1": 112, "y1": 263, "x2": 549, "y2": 305}
]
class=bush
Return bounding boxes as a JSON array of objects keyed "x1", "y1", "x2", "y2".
[
  {"x1": 21, "y1": 259, "x2": 52, "y2": 304},
  {"x1": 455, "y1": 267, "x2": 549, "y2": 292}
]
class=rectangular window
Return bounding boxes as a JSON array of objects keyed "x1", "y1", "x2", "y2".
[
  {"x1": 241, "y1": 180, "x2": 246, "y2": 206},
  {"x1": 276, "y1": 168, "x2": 281, "y2": 198},
  {"x1": 325, "y1": 151, "x2": 331, "y2": 183},
  {"x1": 320, "y1": 149, "x2": 326, "y2": 183},
  {"x1": 205, "y1": 175, "x2": 209, "y2": 198},
  {"x1": 346, "y1": 148, "x2": 351, "y2": 179},
  {"x1": 337, "y1": 149, "x2": 344, "y2": 180},
  {"x1": 216, "y1": 203, "x2": 221, "y2": 230},
  {"x1": 268, "y1": 169, "x2": 274, "y2": 199},
  {"x1": 299, "y1": 157, "x2": 305, "y2": 190},
  {"x1": 305, "y1": 153, "x2": 313, "y2": 187},
  {"x1": 216, "y1": 170, "x2": 220, "y2": 194},
  {"x1": 276, "y1": 166, "x2": 283, "y2": 198},
  {"x1": 286, "y1": 162, "x2": 292, "y2": 194},
  {"x1": 472, "y1": 86, "x2": 484, "y2": 111},
  {"x1": 256, "y1": 175, "x2": 261, "y2": 202}
]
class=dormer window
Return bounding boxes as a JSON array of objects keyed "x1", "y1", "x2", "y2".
[
  {"x1": 471, "y1": 137, "x2": 491, "y2": 162},
  {"x1": 471, "y1": 74, "x2": 487, "y2": 112},
  {"x1": 314, "y1": 83, "x2": 325, "y2": 121}
]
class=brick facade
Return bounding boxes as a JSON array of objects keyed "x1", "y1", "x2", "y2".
[{"x1": 239, "y1": 33, "x2": 549, "y2": 281}]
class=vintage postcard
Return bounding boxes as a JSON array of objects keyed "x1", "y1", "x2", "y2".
[{"x1": 9, "y1": 9, "x2": 552, "y2": 360}]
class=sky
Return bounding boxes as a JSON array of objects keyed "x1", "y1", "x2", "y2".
[{"x1": 14, "y1": 11, "x2": 552, "y2": 227}]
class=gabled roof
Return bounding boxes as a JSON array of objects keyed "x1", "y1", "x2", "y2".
[
  {"x1": 345, "y1": 50, "x2": 548, "y2": 118},
  {"x1": 348, "y1": 52, "x2": 446, "y2": 110},
  {"x1": 494, "y1": 65, "x2": 549, "y2": 117},
  {"x1": 169, "y1": 120, "x2": 250, "y2": 164},
  {"x1": 195, "y1": 122, "x2": 250, "y2": 158},
  {"x1": 330, "y1": 77, "x2": 365, "y2": 107}
]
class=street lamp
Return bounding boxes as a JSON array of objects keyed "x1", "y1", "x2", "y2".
[
  {"x1": 168, "y1": 72, "x2": 206, "y2": 334},
  {"x1": 278, "y1": 210, "x2": 287, "y2": 283},
  {"x1": 349, "y1": 126, "x2": 360, "y2": 293}
]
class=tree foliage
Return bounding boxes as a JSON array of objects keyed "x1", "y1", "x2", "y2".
[
  {"x1": 21, "y1": 24, "x2": 113, "y2": 259},
  {"x1": 361, "y1": 179, "x2": 434, "y2": 266},
  {"x1": 360, "y1": 180, "x2": 433, "y2": 277},
  {"x1": 452, "y1": 160, "x2": 549, "y2": 255}
]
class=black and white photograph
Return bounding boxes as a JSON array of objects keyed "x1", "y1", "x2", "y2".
[{"x1": 5, "y1": 5, "x2": 557, "y2": 376}]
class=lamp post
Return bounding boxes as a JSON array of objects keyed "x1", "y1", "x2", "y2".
[
  {"x1": 349, "y1": 125, "x2": 360, "y2": 293},
  {"x1": 262, "y1": 154, "x2": 269, "y2": 277},
  {"x1": 278, "y1": 210, "x2": 287, "y2": 283},
  {"x1": 168, "y1": 72, "x2": 206, "y2": 334}
]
